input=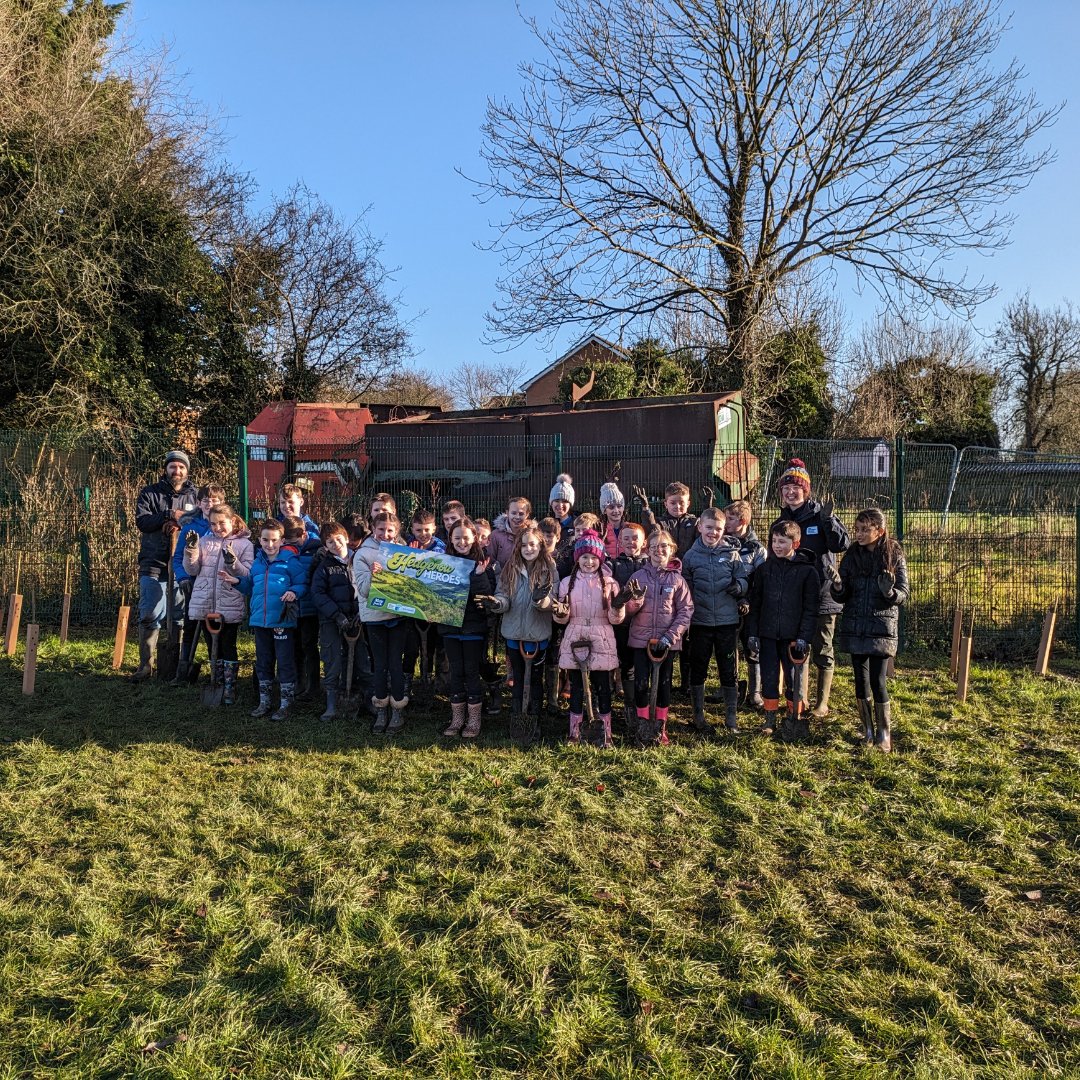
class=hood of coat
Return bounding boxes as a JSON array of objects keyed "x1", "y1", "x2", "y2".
[
  {"x1": 690, "y1": 536, "x2": 739, "y2": 558},
  {"x1": 640, "y1": 557, "x2": 683, "y2": 579}
]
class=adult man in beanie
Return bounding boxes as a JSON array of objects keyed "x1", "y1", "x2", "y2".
[
  {"x1": 771, "y1": 458, "x2": 849, "y2": 719},
  {"x1": 131, "y1": 449, "x2": 198, "y2": 680}
]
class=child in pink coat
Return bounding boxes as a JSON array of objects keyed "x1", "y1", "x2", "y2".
[
  {"x1": 552, "y1": 530, "x2": 624, "y2": 747},
  {"x1": 620, "y1": 529, "x2": 694, "y2": 744}
]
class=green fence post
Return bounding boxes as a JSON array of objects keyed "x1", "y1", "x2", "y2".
[
  {"x1": 895, "y1": 437, "x2": 906, "y2": 652},
  {"x1": 1075, "y1": 504, "x2": 1080, "y2": 650},
  {"x1": 236, "y1": 426, "x2": 249, "y2": 520},
  {"x1": 79, "y1": 484, "x2": 92, "y2": 597},
  {"x1": 553, "y1": 433, "x2": 562, "y2": 478}
]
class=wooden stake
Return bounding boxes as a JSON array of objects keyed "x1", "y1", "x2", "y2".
[
  {"x1": 1034, "y1": 603, "x2": 1057, "y2": 677},
  {"x1": 956, "y1": 634, "x2": 974, "y2": 703},
  {"x1": 112, "y1": 595, "x2": 130, "y2": 671},
  {"x1": 22, "y1": 623, "x2": 39, "y2": 695},
  {"x1": 4, "y1": 552, "x2": 23, "y2": 656},
  {"x1": 949, "y1": 608, "x2": 964, "y2": 678},
  {"x1": 886, "y1": 656, "x2": 895, "y2": 678},
  {"x1": 59, "y1": 555, "x2": 73, "y2": 644}
]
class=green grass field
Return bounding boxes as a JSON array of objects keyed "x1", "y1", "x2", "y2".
[{"x1": 0, "y1": 634, "x2": 1077, "y2": 1078}]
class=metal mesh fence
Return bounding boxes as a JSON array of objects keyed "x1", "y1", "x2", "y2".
[{"x1": 0, "y1": 426, "x2": 1076, "y2": 660}]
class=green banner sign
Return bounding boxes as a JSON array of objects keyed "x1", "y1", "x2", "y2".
[{"x1": 366, "y1": 542, "x2": 474, "y2": 627}]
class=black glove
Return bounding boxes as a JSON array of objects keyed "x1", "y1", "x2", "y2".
[
  {"x1": 725, "y1": 579, "x2": 743, "y2": 597},
  {"x1": 819, "y1": 500, "x2": 835, "y2": 525},
  {"x1": 656, "y1": 635, "x2": 672, "y2": 651},
  {"x1": 222, "y1": 542, "x2": 236, "y2": 568},
  {"x1": 611, "y1": 585, "x2": 634, "y2": 610},
  {"x1": 184, "y1": 529, "x2": 199, "y2": 550},
  {"x1": 530, "y1": 582, "x2": 550, "y2": 603},
  {"x1": 281, "y1": 600, "x2": 299, "y2": 623},
  {"x1": 877, "y1": 570, "x2": 896, "y2": 597},
  {"x1": 632, "y1": 484, "x2": 650, "y2": 508},
  {"x1": 791, "y1": 639, "x2": 810, "y2": 661},
  {"x1": 747, "y1": 636, "x2": 760, "y2": 662},
  {"x1": 824, "y1": 562, "x2": 841, "y2": 587},
  {"x1": 334, "y1": 613, "x2": 351, "y2": 632},
  {"x1": 737, "y1": 600, "x2": 750, "y2": 617},
  {"x1": 700, "y1": 484, "x2": 715, "y2": 509},
  {"x1": 474, "y1": 594, "x2": 499, "y2": 612},
  {"x1": 551, "y1": 598, "x2": 570, "y2": 620}
]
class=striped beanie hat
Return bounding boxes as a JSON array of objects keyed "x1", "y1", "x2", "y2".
[
  {"x1": 778, "y1": 458, "x2": 811, "y2": 494},
  {"x1": 573, "y1": 529, "x2": 605, "y2": 563}
]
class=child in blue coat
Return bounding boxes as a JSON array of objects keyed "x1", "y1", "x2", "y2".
[{"x1": 237, "y1": 519, "x2": 308, "y2": 720}]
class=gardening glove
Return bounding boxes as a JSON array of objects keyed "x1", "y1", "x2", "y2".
[
  {"x1": 474, "y1": 594, "x2": 499, "y2": 612},
  {"x1": 334, "y1": 613, "x2": 351, "y2": 632},
  {"x1": 551, "y1": 598, "x2": 570, "y2": 620},
  {"x1": 611, "y1": 584, "x2": 636, "y2": 610},
  {"x1": 747, "y1": 636, "x2": 760, "y2": 662},
  {"x1": 738, "y1": 600, "x2": 750, "y2": 617},
  {"x1": 877, "y1": 570, "x2": 896, "y2": 597},
  {"x1": 631, "y1": 484, "x2": 650, "y2": 509},
  {"x1": 657, "y1": 635, "x2": 673, "y2": 651},
  {"x1": 818, "y1": 499, "x2": 834, "y2": 525},
  {"x1": 791, "y1": 639, "x2": 810, "y2": 661},
  {"x1": 184, "y1": 529, "x2": 199, "y2": 550},
  {"x1": 163, "y1": 517, "x2": 180, "y2": 534},
  {"x1": 531, "y1": 582, "x2": 551, "y2": 604},
  {"x1": 222, "y1": 542, "x2": 236, "y2": 567},
  {"x1": 281, "y1": 600, "x2": 299, "y2": 623},
  {"x1": 699, "y1": 484, "x2": 715, "y2": 508},
  {"x1": 824, "y1": 561, "x2": 842, "y2": 587},
  {"x1": 179, "y1": 578, "x2": 194, "y2": 602}
]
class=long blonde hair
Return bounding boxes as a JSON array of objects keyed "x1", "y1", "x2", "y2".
[{"x1": 499, "y1": 526, "x2": 555, "y2": 595}]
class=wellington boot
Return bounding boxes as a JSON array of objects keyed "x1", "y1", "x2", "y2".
[
  {"x1": 594, "y1": 713, "x2": 614, "y2": 749},
  {"x1": 874, "y1": 700, "x2": 892, "y2": 754},
  {"x1": 723, "y1": 685, "x2": 740, "y2": 733},
  {"x1": 443, "y1": 700, "x2": 467, "y2": 737},
  {"x1": 462, "y1": 700, "x2": 483, "y2": 739},
  {"x1": 690, "y1": 685, "x2": 711, "y2": 734},
  {"x1": 387, "y1": 695, "x2": 408, "y2": 734},
  {"x1": 250, "y1": 679, "x2": 273, "y2": 718},
  {"x1": 131, "y1": 626, "x2": 158, "y2": 682},
  {"x1": 320, "y1": 688, "x2": 338, "y2": 721},
  {"x1": 779, "y1": 701, "x2": 798, "y2": 743},
  {"x1": 857, "y1": 698, "x2": 874, "y2": 744},
  {"x1": 545, "y1": 662, "x2": 560, "y2": 716},
  {"x1": 567, "y1": 712, "x2": 582, "y2": 744},
  {"x1": 170, "y1": 659, "x2": 190, "y2": 687},
  {"x1": 761, "y1": 707, "x2": 777, "y2": 737},
  {"x1": 372, "y1": 696, "x2": 390, "y2": 734},
  {"x1": 746, "y1": 663, "x2": 764, "y2": 709},
  {"x1": 485, "y1": 680, "x2": 502, "y2": 716},
  {"x1": 270, "y1": 682, "x2": 295, "y2": 721},
  {"x1": 222, "y1": 661, "x2": 239, "y2": 706},
  {"x1": 812, "y1": 667, "x2": 834, "y2": 718}
]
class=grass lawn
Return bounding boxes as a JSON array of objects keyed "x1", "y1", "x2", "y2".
[{"x1": 0, "y1": 635, "x2": 1077, "y2": 1078}]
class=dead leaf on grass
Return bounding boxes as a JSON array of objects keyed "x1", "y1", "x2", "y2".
[
  {"x1": 195, "y1": 903, "x2": 207, "y2": 918},
  {"x1": 140, "y1": 1033, "x2": 188, "y2": 1054},
  {"x1": 639, "y1": 1000, "x2": 655, "y2": 1015},
  {"x1": 1021, "y1": 889, "x2": 1043, "y2": 902}
]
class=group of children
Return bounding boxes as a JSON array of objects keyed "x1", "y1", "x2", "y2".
[{"x1": 165, "y1": 460, "x2": 909, "y2": 752}]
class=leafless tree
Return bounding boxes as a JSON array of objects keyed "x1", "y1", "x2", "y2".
[
  {"x1": 445, "y1": 360, "x2": 529, "y2": 409},
  {"x1": 236, "y1": 184, "x2": 412, "y2": 403},
  {"x1": 479, "y1": 0, "x2": 1057, "y2": 427},
  {"x1": 990, "y1": 294, "x2": 1080, "y2": 452},
  {"x1": 363, "y1": 366, "x2": 454, "y2": 411}
]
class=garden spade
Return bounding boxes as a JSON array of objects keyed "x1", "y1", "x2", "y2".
[
  {"x1": 340, "y1": 620, "x2": 363, "y2": 713},
  {"x1": 200, "y1": 614, "x2": 224, "y2": 707},
  {"x1": 156, "y1": 531, "x2": 180, "y2": 681},
  {"x1": 637, "y1": 638, "x2": 669, "y2": 746},
  {"x1": 59, "y1": 555, "x2": 73, "y2": 644},
  {"x1": 570, "y1": 639, "x2": 601, "y2": 746},
  {"x1": 512, "y1": 640, "x2": 541, "y2": 745}
]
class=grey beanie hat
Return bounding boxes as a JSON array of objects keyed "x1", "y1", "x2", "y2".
[
  {"x1": 549, "y1": 473, "x2": 575, "y2": 506},
  {"x1": 165, "y1": 449, "x2": 191, "y2": 470},
  {"x1": 599, "y1": 482, "x2": 625, "y2": 511}
]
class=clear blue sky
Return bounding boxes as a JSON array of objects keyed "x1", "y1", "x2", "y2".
[{"x1": 127, "y1": 1, "x2": 1080, "y2": 385}]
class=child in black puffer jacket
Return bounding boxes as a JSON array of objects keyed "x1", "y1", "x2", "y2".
[
  {"x1": 745, "y1": 520, "x2": 819, "y2": 742},
  {"x1": 827, "y1": 507, "x2": 909, "y2": 754}
]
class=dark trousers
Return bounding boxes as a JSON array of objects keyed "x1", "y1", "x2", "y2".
[
  {"x1": 614, "y1": 622, "x2": 634, "y2": 682},
  {"x1": 507, "y1": 643, "x2": 547, "y2": 711},
  {"x1": 294, "y1": 614, "x2": 320, "y2": 692},
  {"x1": 180, "y1": 618, "x2": 204, "y2": 664},
  {"x1": 634, "y1": 649, "x2": 674, "y2": 709},
  {"x1": 443, "y1": 636, "x2": 486, "y2": 704},
  {"x1": 319, "y1": 620, "x2": 374, "y2": 695},
  {"x1": 812, "y1": 613, "x2": 838, "y2": 670},
  {"x1": 209, "y1": 621, "x2": 240, "y2": 663},
  {"x1": 688, "y1": 624, "x2": 738, "y2": 687},
  {"x1": 851, "y1": 654, "x2": 890, "y2": 703},
  {"x1": 254, "y1": 626, "x2": 297, "y2": 684},
  {"x1": 568, "y1": 668, "x2": 611, "y2": 714},
  {"x1": 759, "y1": 638, "x2": 796, "y2": 701},
  {"x1": 368, "y1": 620, "x2": 408, "y2": 701}
]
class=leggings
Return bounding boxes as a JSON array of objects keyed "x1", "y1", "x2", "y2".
[
  {"x1": 634, "y1": 649, "x2": 675, "y2": 710},
  {"x1": 688, "y1": 624, "x2": 738, "y2": 687},
  {"x1": 507, "y1": 644, "x2": 547, "y2": 712},
  {"x1": 851, "y1": 654, "x2": 890, "y2": 703},
  {"x1": 443, "y1": 636, "x2": 486, "y2": 704},
  {"x1": 367, "y1": 620, "x2": 408, "y2": 701},
  {"x1": 568, "y1": 668, "x2": 612, "y2": 715}
]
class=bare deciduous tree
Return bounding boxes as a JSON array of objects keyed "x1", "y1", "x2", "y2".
[
  {"x1": 991, "y1": 294, "x2": 1080, "y2": 452},
  {"x1": 363, "y1": 367, "x2": 454, "y2": 411},
  {"x1": 445, "y1": 360, "x2": 529, "y2": 409},
  {"x1": 479, "y1": 0, "x2": 1057, "y2": 427}
]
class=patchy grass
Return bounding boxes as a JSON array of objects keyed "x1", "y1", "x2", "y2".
[{"x1": 0, "y1": 634, "x2": 1077, "y2": 1078}]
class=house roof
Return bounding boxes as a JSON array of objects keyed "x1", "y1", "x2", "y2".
[{"x1": 519, "y1": 334, "x2": 630, "y2": 392}]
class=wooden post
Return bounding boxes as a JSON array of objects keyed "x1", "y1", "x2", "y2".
[
  {"x1": 112, "y1": 594, "x2": 130, "y2": 671},
  {"x1": 4, "y1": 552, "x2": 23, "y2": 656},
  {"x1": 956, "y1": 633, "x2": 974, "y2": 703},
  {"x1": 22, "y1": 623, "x2": 39, "y2": 695},
  {"x1": 949, "y1": 608, "x2": 964, "y2": 678},
  {"x1": 59, "y1": 555, "x2": 73, "y2": 644},
  {"x1": 1034, "y1": 604, "x2": 1057, "y2": 677},
  {"x1": 886, "y1": 656, "x2": 895, "y2": 678}
]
